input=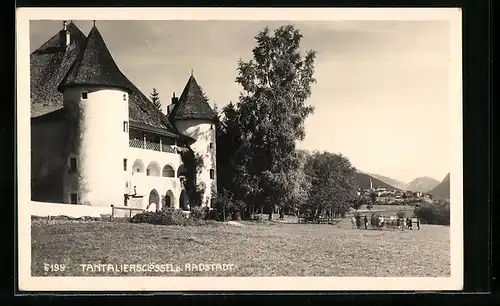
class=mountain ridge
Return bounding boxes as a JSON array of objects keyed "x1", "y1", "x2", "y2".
[
  {"x1": 366, "y1": 173, "x2": 408, "y2": 190},
  {"x1": 355, "y1": 171, "x2": 401, "y2": 191},
  {"x1": 406, "y1": 176, "x2": 440, "y2": 193},
  {"x1": 429, "y1": 173, "x2": 450, "y2": 199}
]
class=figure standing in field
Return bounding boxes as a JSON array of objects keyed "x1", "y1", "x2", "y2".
[
  {"x1": 364, "y1": 215, "x2": 368, "y2": 229},
  {"x1": 371, "y1": 213, "x2": 377, "y2": 229},
  {"x1": 416, "y1": 218, "x2": 420, "y2": 230},
  {"x1": 355, "y1": 214, "x2": 361, "y2": 229}
]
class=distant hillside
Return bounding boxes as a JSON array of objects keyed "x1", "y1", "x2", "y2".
[
  {"x1": 429, "y1": 173, "x2": 450, "y2": 199},
  {"x1": 355, "y1": 172, "x2": 400, "y2": 191},
  {"x1": 367, "y1": 173, "x2": 408, "y2": 190},
  {"x1": 406, "y1": 176, "x2": 440, "y2": 193}
]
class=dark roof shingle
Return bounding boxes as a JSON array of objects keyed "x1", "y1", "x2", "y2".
[
  {"x1": 32, "y1": 22, "x2": 87, "y2": 55},
  {"x1": 30, "y1": 22, "x2": 87, "y2": 117},
  {"x1": 31, "y1": 22, "x2": 178, "y2": 133},
  {"x1": 169, "y1": 75, "x2": 217, "y2": 121}
]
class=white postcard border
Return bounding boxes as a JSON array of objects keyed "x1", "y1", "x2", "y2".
[{"x1": 16, "y1": 7, "x2": 463, "y2": 291}]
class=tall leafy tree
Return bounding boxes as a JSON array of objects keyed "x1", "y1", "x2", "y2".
[
  {"x1": 306, "y1": 151, "x2": 358, "y2": 219},
  {"x1": 283, "y1": 149, "x2": 311, "y2": 216},
  {"x1": 149, "y1": 88, "x2": 162, "y2": 110},
  {"x1": 233, "y1": 25, "x2": 316, "y2": 220}
]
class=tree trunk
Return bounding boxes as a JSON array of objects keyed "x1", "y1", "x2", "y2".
[{"x1": 234, "y1": 210, "x2": 241, "y2": 220}]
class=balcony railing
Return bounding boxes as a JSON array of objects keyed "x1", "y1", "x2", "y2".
[{"x1": 129, "y1": 138, "x2": 180, "y2": 154}]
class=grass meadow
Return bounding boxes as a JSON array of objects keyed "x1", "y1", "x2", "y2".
[{"x1": 31, "y1": 213, "x2": 450, "y2": 277}]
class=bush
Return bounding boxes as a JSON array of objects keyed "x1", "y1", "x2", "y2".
[
  {"x1": 190, "y1": 206, "x2": 207, "y2": 220},
  {"x1": 413, "y1": 200, "x2": 450, "y2": 225},
  {"x1": 130, "y1": 207, "x2": 223, "y2": 226},
  {"x1": 206, "y1": 207, "x2": 219, "y2": 221},
  {"x1": 211, "y1": 188, "x2": 247, "y2": 221},
  {"x1": 130, "y1": 207, "x2": 187, "y2": 226},
  {"x1": 396, "y1": 211, "x2": 406, "y2": 219}
]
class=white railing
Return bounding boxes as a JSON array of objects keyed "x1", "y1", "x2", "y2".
[{"x1": 129, "y1": 139, "x2": 179, "y2": 154}]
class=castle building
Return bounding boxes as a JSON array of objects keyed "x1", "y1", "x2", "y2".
[{"x1": 30, "y1": 21, "x2": 217, "y2": 211}]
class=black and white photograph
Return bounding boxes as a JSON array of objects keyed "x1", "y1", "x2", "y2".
[{"x1": 16, "y1": 8, "x2": 463, "y2": 291}]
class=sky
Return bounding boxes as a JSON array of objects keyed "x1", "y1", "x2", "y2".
[{"x1": 30, "y1": 19, "x2": 452, "y2": 183}]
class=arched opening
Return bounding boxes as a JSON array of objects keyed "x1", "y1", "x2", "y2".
[
  {"x1": 177, "y1": 164, "x2": 186, "y2": 178},
  {"x1": 179, "y1": 189, "x2": 189, "y2": 211},
  {"x1": 132, "y1": 159, "x2": 145, "y2": 174},
  {"x1": 146, "y1": 161, "x2": 161, "y2": 177},
  {"x1": 162, "y1": 165, "x2": 175, "y2": 177},
  {"x1": 163, "y1": 190, "x2": 175, "y2": 209},
  {"x1": 148, "y1": 189, "x2": 160, "y2": 211}
]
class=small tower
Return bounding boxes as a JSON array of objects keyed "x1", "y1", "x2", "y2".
[
  {"x1": 168, "y1": 73, "x2": 217, "y2": 207},
  {"x1": 58, "y1": 23, "x2": 132, "y2": 207}
]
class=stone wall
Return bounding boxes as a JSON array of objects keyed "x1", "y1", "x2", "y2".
[{"x1": 31, "y1": 119, "x2": 68, "y2": 203}]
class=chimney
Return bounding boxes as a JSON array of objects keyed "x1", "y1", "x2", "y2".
[
  {"x1": 167, "y1": 104, "x2": 174, "y2": 115},
  {"x1": 171, "y1": 92, "x2": 179, "y2": 105},
  {"x1": 60, "y1": 21, "x2": 71, "y2": 49}
]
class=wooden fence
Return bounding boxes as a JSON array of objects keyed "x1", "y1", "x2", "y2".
[{"x1": 110, "y1": 205, "x2": 145, "y2": 218}]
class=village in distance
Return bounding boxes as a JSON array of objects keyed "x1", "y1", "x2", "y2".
[{"x1": 29, "y1": 19, "x2": 452, "y2": 278}]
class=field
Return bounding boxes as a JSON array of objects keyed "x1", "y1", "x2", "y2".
[{"x1": 31, "y1": 215, "x2": 450, "y2": 277}]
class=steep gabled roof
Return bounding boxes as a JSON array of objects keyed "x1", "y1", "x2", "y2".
[
  {"x1": 31, "y1": 22, "x2": 177, "y2": 133},
  {"x1": 58, "y1": 25, "x2": 133, "y2": 92},
  {"x1": 32, "y1": 21, "x2": 87, "y2": 55},
  {"x1": 30, "y1": 22, "x2": 87, "y2": 117},
  {"x1": 169, "y1": 75, "x2": 217, "y2": 121},
  {"x1": 127, "y1": 79, "x2": 177, "y2": 132}
]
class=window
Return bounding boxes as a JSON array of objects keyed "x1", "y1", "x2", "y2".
[
  {"x1": 70, "y1": 193, "x2": 78, "y2": 204},
  {"x1": 81, "y1": 92, "x2": 88, "y2": 99},
  {"x1": 210, "y1": 169, "x2": 215, "y2": 179},
  {"x1": 146, "y1": 169, "x2": 150, "y2": 176},
  {"x1": 68, "y1": 157, "x2": 77, "y2": 172},
  {"x1": 123, "y1": 121, "x2": 128, "y2": 132},
  {"x1": 210, "y1": 125, "x2": 213, "y2": 130},
  {"x1": 209, "y1": 142, "x2": 214, "y2": 149},
  {"x1": 123, "y1": 94, "x2": 127, "y2": 101},
  {"x1": 123, "y1": 158, "x2": 127, "y2": 171}
]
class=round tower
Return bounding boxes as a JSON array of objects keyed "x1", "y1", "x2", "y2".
[
  {"x1": 58, "y1": 24, "x2": 132, "y2": 207},
  {"x1": 168, "y1": 73, "x2": 217, "y2": 207}
]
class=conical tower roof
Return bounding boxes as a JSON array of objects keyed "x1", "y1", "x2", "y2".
[
  {"x1": 58, "y1": 24, "x2": 133, "y2": 92},
  {"x1": 169, "y1": 74, "x2": 217, "y2": 121}
]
